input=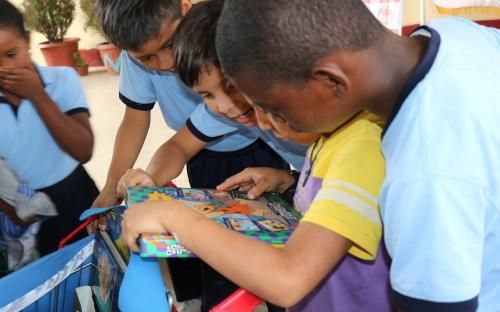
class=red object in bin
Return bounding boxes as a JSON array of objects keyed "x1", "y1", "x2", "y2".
[
  {"x1": 58, "y1": 214, "x2": 98, "y2": 249},
  {"x1": 165, "y1": 181, "x2": 177, "y2": 188},
  {"x1": 210, "y1": 288, "x2": 262, "y2": 312}
]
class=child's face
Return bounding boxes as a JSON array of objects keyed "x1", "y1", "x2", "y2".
[
  {"x1": 193, "y1": 65, "x2": 257, "y2": 127},
  {"x1": 0, "y1": 29, "x2": 30, "y2": 70},
  {"x1": 233, "y1": 73, "x2": 362, "y2": 134},
  {"x1": 251, "y1": 99, "x2": 321, "y2": 145},
  {"x1": 129, "y1": 19, "x2": 180, "y2": 72},
  {"x1": 129, "y1": 0, "x2": 191, "y2": 72}
]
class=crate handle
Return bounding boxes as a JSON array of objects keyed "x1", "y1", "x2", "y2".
[{"x1": 58, "y1": 215, "x2": 98, "y2": 249}]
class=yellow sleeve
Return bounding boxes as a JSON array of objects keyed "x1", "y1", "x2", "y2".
[{"x1": 301, "y1": 122, "x2": 385, "y2": 260}]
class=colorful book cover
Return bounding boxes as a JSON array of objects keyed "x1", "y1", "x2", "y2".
[
  {"x1": 126, "y1": 186, "x2": 302, "y2": 258},
  {"x1": 103, "y1": 206, "x2": 130, "y2": 263},
  {"x1": 91, "y1": 231, "x2": 124, "y2": 312}
]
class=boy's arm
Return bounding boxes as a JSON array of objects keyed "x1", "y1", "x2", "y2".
[
  {"x1": 92, "y1": 107, "x2": 151, "y2": 208},
  {"x1": 122, "y1": 201, "x2": 352, "y2": 308},
  {"x1": 116, "y1": 124, "x2": 208, "y2": 198},
  {"x1": 146, "y1": 124, "x2": 208, "y2": 185}
]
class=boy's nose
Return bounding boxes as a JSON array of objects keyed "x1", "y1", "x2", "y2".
[
  {"x1": 254, "y1": 108, "x2": 273, "y2": 131},
  {"x1": 217, "y1": 97, "x2": 235, "y2": 115},
  {"x1": 157, "y1": 51, "x2": 174, "y2": 72}
]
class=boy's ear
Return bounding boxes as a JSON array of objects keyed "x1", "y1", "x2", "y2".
[
  {"x1": 181, "y1": 0, "x2": 193, "y2": 16},
  {"x1": 310, "y1": 62, "x2": 350, "y2": 99}
]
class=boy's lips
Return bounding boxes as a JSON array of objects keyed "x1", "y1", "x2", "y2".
[{"x1": 233, "y1": 109, "x2": 256, "y2": 125}]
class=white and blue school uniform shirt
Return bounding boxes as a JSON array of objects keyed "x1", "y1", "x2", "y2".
[
  {"x1": 188, "y1": 103, "x2": 308, "y2": 170},
  {"x1": 119, "y1": 52, "x2": 257, "y2": 152},
  {"x1": 380, "y1": 17, "x2": 500, "y2": 312},
  {"x1": 0, "y1": 66, "x2": 87, "y2": 189}
]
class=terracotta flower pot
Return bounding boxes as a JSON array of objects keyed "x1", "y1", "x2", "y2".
[
  {"x1": 38, "y1": 38, "x2": 80, "y2": 67},
  {"x1": 97, "y1": 43, "x2": 122, "y2": 75},
  {"x1": 79, "y1": 48, "x2": 104, "y2": 67},
  {"x1": 75, "y1": 65, "x2": 89, "y2": 76}
]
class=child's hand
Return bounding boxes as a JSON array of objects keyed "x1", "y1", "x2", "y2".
[
  {"x1": 0, "y1": 65, "x2": 45, "y2": 101},
  {"x1": 121, "y1": 201, "x2": 170, "y2": 252},
  {"x1": 116, "y1": 169, "x2": 157, "y2": 199},
  {"x1": 86, "y1": 187, "x2": 122, "y2": 234},
  {"x1": 217, "y1": 167, "x2": 296, "y2": 199}
]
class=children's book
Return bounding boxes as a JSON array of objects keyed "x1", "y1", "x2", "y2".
[
  {"x1": 91, "y1": 231, "x2": 125, "y2": 312},
  {"x1": 126, "y1": 186, "x2": 302, "y2": 258}
]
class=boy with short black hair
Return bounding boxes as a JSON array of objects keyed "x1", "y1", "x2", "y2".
[{"x1": 216, "y1": 0, "x2": 500, "y2": 311}]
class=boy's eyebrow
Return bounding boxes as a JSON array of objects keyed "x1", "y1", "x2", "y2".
[
  {"x1": 161, "y1": 38, "x2": 173, "y2": 49},
  {"x1": 253, "y1": 101, "x2": 270, "y2": 110},
  {"x1": 195, "y1": 90, "x2": 211, "y2": 96},
  {"x1": 4, "y1": 47, "x2": 19, "y2": 53}
]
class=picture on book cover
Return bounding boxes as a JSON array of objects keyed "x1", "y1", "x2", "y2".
[
  {"x1": 91, "y1": 234, "x2": 123, "y2": 312},
  {"x1": 126, "y1": 186, "x2": 302, "y2": 258},
  {"x1": 104, "y1": 206, "x2": 130, "y2": 263}
]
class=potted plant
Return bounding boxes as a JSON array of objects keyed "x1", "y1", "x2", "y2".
[
  {"x1": 72, "y1": 52, "x2": 88, "y2": 76},
  {"x1": 22, "y1": 0, "x2": 79, "y2": 67},
  {"x1": 79, "y1": 0, "x2": 122, "y2": 75}
]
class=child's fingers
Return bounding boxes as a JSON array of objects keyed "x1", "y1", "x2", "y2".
[
  {"x1": 121, "y1": 221, "x2": 140, "y2": 252},
  {"x1": 137, "y1": 174, "x2": 155, "y2": 187},
  {"x1": 247, "y1": 178, "x2": 273, "y2": 199},
  {"x1": 0, "y1": 71, "x2": 20, "y2": 82},
  {"x1": 124, "y1": 232, "x2": 140, "y2": 253},
  {"x1": 0, "y1": 77, "x2": 21, "y2": 90},
  {"x1": 217, "y1": 169, "x2": 257, "y2": 190},
  {"x1": 0, "y1": 80, "x2": 17, "y2": 93},
  {"x1": 237, "y1": 182, "x2": 254, "y2": 192},
  {"x1": 116, "y1": 179, "x2": 128, "y2": 198}
]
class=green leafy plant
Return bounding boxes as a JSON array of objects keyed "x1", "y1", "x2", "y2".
[
  {"x1": 22, "y1": 0, "x2": 75, "y2": 43},
  {"x1": 79, "y1": 0, "x2": 101, "y2": 35},
  {"x1": 72, "y1": 52, "x2": 86, "y2": 67}
]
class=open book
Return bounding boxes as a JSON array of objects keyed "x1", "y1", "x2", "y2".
[{"x1": 126, "y1": 186, "x2": 302, "y2": 258}]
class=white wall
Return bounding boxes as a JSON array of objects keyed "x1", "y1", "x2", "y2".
[{"x1": 11, "y1": 0, "x2": 499, "y2": 65}]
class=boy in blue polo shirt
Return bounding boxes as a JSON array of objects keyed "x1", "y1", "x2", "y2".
[
  {"x1": 0, "y1": 1, "x2": 98, "y2": 255},
  {"x1": 215, "y1": 1, "x2": 500, "y2": 311}
]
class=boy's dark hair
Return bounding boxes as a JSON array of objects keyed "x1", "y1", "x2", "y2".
[
  {"x1": 173, "y1": 0, "x2": 224, "y2": 87},
  {"x1": 0, "y1": 0, "x2": 28, "y2": 39},
  {"x1": 96, "y1": 0, "x2": 183, "y2": 51},
  {"x1": 216, "y1": 0, "x2": 387, "y2": 87}
]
